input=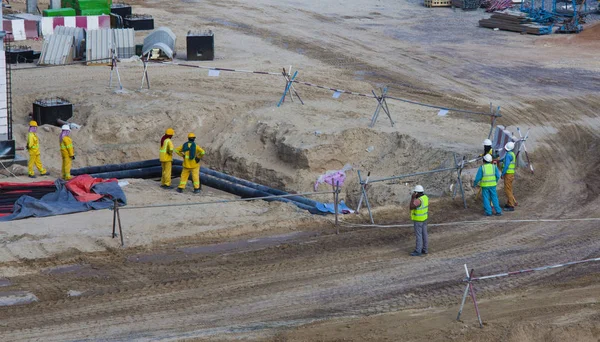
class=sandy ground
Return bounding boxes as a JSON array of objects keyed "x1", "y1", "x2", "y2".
[{"x1": 0, "y1": 0, "x2": 600, "y2": 340}]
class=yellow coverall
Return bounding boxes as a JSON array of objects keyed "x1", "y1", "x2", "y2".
[
  {"x1": 175, "y1": 142, "x2": 206, "y2": 190},
  {"x1": 60, "y1": 136, "x2": 75, "y2": 180},
  {"x1": 159, "y1": 138, "x2": 174, "y2": 187},
  {"x1": 27, "y1": 132, "x2": 47, "y2": 176}
]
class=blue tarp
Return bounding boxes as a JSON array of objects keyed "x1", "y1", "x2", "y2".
[
  {"x1": 0, "y1": 180, "x2": 126, "y2": 221},
  {"x1": 316, "y1": 200, "x2": 354, "y2": 214}
]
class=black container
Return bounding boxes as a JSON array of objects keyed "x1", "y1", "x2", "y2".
[
  {"x1": 0, "y1": 140, "x2": 15, "y2": 160},
  {"x1": 5, "y1": 47, "x2": 35, "y2": 64},
  {"x1": 32, "y1": 98, "x2": 73, "y2": 126},
  {"x1": 186, "y1": 30, "x2": 214, "y2": 61},
  {"x1": 111, "y1": 4, "x2": 132, "y2": 18},
  {"x1": 124, "y1": 15, "x2": 154, "y2": 31}
]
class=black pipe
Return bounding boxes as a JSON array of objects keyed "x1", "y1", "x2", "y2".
[
  {"x1": 72, "y1": 159, "x2": 182, "y2": 176},
  {"x1": 72, "y1": 161, "x2": 318, "y2": 207},
  {"x1": 89, "y1": 166, "x2": 320, "y2": 214},
  {"x1": 199, "y1": 167, "x2": 320, "y2": 208},
  {"x1": 87, "y1": 166, "x2": 167, "y2": 179}
]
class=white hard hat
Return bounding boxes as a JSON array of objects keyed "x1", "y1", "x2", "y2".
[
  {"x1": 505, "y1": 141, "x2": 515, "y2": 151},
  {"x1": 483, "y1": 154, "x2": 492, "y2": 163},
  {"x1": 483, "y1": 139, "x2": 492, "y2": 146},
  {"x1": 61, "y1": 124, "x2": 71, "y2": 131},
  {"x1": 414, "y1": 185, "x2": 424, "y2": 193}
]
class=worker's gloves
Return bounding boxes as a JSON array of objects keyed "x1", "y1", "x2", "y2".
[
  {"x1": 71, "y1": 156, "x2": 75, "y2": 160},
  {"x1": 195, "y1": 157, "x2": 201, "y2": 163}
]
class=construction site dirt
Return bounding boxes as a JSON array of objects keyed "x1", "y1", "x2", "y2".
[{"x1": 1, "y1": 0, "x2": 600, "y2": 341}]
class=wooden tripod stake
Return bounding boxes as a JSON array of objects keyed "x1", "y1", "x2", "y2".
[
  {"x1": 457, "y1": 264, "x2": 483, "y2": 328},
  {"x1": 357, "y1": 170, "x2": 374, "y2": 224},
  {"x1": 369, "y1": 87, "x2": 394, "y2": 128},
  {"x1": 277, "y1": 66, "x2": 304, "y2": 106},
  {"x1": 140, "y1": 54, "x2": 151, "y2": 90},
  {"x1": 108, "y1": 49, "x2": 123, "y2": 90}
]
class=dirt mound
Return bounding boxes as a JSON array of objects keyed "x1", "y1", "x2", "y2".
[{"x1": 574, "y1": 22, "x2": 600, "y2": 42}]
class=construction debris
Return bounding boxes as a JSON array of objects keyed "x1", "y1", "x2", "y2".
[
  {"x1": 424, "y1": 0, "x2": 452, "y2": 7},
  {"x1": 483, "y1": 0, "x2": 514, "y2": 12},
  {"x1": 479, "y1": 10, "x2": 553, "y2": 35},
  {"x1": 452, "y1": 0, "x2": 480, "y2": 10}
]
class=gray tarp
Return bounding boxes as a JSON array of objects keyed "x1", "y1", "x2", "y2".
[{"x1": 0, "y1": 180, "x2": 126, "y2": 221}]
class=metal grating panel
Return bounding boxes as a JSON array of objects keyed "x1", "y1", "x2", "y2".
[
  {"x1": 112, "y1": 28, "x2": 135, "y2": 58},
  {"x1": 86, "y1": 28, "x2": 113, "y2": 64},
  {"x1": 38, "y1": 34, "x2": 74, "y2": 65}
]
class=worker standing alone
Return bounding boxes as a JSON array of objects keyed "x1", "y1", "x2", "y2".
[
  {"x1": 409, "y1": 185, "x2": 429, "y2": 257},
  {"x1": 473, "y1": 154, "x2": 502, "y2": 216},
  {"x1": 159, "y1": 128, "x2": 175, "y2": 188},
  {"x1": 26, "y1": 120, "x2": 49, "y2": 178},
  {"x1": 175, "y1": 133, "x2": 205, "y2": 194},
  {"x1": 501, "y1": 141, "x2": 517, "y2": 211},
  {"x1": 59, "y1": 125, "x2": 75, "y2": 180}
]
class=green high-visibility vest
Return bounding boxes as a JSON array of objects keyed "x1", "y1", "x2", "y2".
[
  {"x1": 480, "y1": 164, "x2": 497, "y2": 187},
  {"x1": 411, "y1": 195, "x2": 429, "y2": 222},
  {"x1": 506, "y1": 151, "x2": 516, "y2": 174}
]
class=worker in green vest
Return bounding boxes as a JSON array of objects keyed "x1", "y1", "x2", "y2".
[
  {"x1": 409, "y1": 185, "x2": 429, "y2": 257},
  {"x1": 473, "y1": 154, "x2": 502, "y2": 216},
  {"x1": 501, "y1": 141, "x2": 517, "y2": 211}
]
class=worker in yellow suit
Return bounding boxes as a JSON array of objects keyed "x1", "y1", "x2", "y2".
[
  {"x1": 159, "y1": 128, "x2": 175, "y2": 188},
  {"x1": 175, "y1": 133, "x2": 205, "y2": 194},
  {"x1": 59, "y1": 124, "x2": 75, "y2": 180},
  {"x1": 26, "y1": 120, "x2": 49, "y2": 178}
]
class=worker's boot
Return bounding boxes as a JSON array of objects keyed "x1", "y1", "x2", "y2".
[
  {"x1": 176, "y1": 188, "x2": 183, "y2": 193},
  {"x1": 28, "y1": 175, "x2": 36, "y2": 178},
  {"x1": 193, "y1": 188, "x2": 201, "y2": 194}
]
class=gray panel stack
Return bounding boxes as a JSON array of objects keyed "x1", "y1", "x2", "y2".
[
  {"x1": 54, "y1": 26, "x2": 85, "y2": 59},
  {"x1": 112, "y1": 28, "x2": 135, "y2": 59},
  {"x1": 38, "y1": 35, "x2": 75, "y2": 65},
  {"x1": 86, "y1": 29, "x2": 113, "y2": 65}
]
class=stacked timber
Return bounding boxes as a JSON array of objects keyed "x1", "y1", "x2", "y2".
[{"x1": 479, "y1": 11, "x2": 552, "y2": 35}]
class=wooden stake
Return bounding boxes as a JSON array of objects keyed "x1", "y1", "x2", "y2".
[
  {"x1": 357, "y1": 170, "x2": 374, "y2": 224},
  {"x1": 140, "y1": 55, "x2": 151, "y2": 90},
  {"x1": 334, "y1": 181, "x2": 340, "y2": 234},
  {"x1": 112, "y1": 199, "x2": 124, "y2": 247}
]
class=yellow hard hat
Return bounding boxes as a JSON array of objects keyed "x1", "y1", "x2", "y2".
[
  {"x1": 165, "y1": 128, "x2": 174, "y2": 135},
  {"x1": 188, "y1": 133, "x2": 196, "y2": 139},
  {"x1": 29, "y1": 120, "x2": 38, "y2": 127}
]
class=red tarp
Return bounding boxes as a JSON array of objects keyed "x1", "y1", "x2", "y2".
[{"x1": 65, "y1": 175, "x2": 118, "y2": 202}]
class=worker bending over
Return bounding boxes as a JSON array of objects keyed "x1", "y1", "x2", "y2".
[
  {"x1": 159, "y1": 128, "x2": 175, "y2": 188},
  {"x1": 473, "y1": 154, "x2": 502, "y2": 216},
  {"x1": 480, "y1": 139, "x2": 493, "y2": 158},
  {"x1": 501, "y1": 141, "x2": 517, "y2": 211},
  {"x1": 59, "y1": 125, "x2": 75, "y2": 180},
  {"x1": 175, "y1": 133, "x2": 205, "y2": 194},
  {"x1": 26, "y1": 120, "x2": 49, "y2": 178}
]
